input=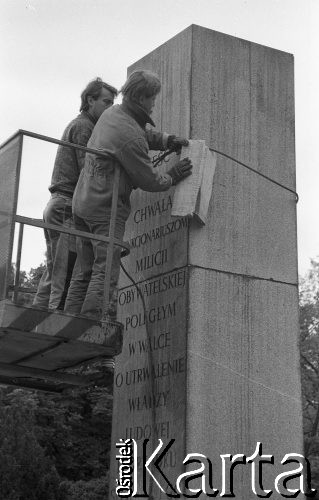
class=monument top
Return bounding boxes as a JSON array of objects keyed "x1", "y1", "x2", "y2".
[{"x1": 128, "y1": 24, "x2": 294, "y2": 74}]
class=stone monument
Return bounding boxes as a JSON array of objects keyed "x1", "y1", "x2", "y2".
[{"x1": 109, "y1": 25, "x2": 303, "y2": 499}]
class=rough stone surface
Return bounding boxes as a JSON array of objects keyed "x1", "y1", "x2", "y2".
[
  {"x1": 109, "y1": 25, "x2": 303, "y2": 500},
  {"x1": 186, "y1": 268, "x2": 303, "y2": 496}
]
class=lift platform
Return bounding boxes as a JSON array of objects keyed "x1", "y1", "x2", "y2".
[{"x1": 0, "y1": 130, "x2": 129, "y2": 392}]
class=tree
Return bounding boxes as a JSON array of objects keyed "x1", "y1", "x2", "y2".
[
  {"x1": 0, "y1": 382, "x2": 114, "y2": 499},
  {"x1": 300, "y1": 258, "x2": 319, "y2": 491},
  {"x1": 60, "y1": 476, "x2": 109, "y2": 500},
  {"x1": 9, "y1": 262, "x2": 45, "y2": 306},
  {"x1": 27, "y1": 264, "x2": 46, "y2": 289},
  {"x1": 0, "y1": 388, "x2": 65, "y2": 500},
  {"x1": 34, "y1": 386, "x2": 113, "y2": 482}
]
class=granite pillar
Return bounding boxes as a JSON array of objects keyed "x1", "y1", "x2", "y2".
[{"x1": 109, "y1": 25, "x2": 303, "y2": 499}]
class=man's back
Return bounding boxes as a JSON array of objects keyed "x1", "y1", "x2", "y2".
[{"x1": 49, "y1": 111, "x2": 96, "y2": 197}]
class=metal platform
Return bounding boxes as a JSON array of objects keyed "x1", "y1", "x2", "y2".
[
  {"x1": 0, "y1": 129, "x2": 130, "y2": 392},
  {"x1": 0, "y1": 300, "x2": 123, "y2": 392}
]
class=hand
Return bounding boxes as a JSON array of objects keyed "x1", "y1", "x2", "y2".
[
  {"x1": 167, "y1": 135, "x2": 189, "y2": 153},
  {"x1": 167, "y1": 157, "x2": 192, "y2": 185}
]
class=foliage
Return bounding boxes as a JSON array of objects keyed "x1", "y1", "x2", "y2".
[
  {"x1": 0, "y1": 383, "x2": 113, "y2": 499},
  {"x1": 27, "y1": 264, "x2": 47, "y2": 289},
  {"x1": 9, "y1": 263, "x2": 46, "y2": 306},
  {"x1": 300, "y1": 258, "x2": 319, "y2": 491},
  {"x1": 35, "y1": 387, "x2": 113, "y2": 481},
  {"x1": 0, "y1": 388, "x2": 65, "y2": 500},
  {"x1": 60, "y1": 476, "x2": 109, "y2": 500}
]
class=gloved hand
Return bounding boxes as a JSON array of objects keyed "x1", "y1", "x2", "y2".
[
  {"x1": 167, "y1": 135, "x2": 189, "y2": 153},
  {"x1": 167, "y1": 157, "x2": 192, "y2": 185}
]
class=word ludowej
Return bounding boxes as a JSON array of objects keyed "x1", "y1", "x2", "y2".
[{"x1": 115, "y1": 439, "x2": 316, "y2": 498}]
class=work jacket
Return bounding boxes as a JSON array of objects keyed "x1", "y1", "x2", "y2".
[
  {"x1": 49, "y1": 111, "x2": 97, "y2": 197},
  {"x1": 72, "y1": 99, "x2": 172, "y2": 222}
]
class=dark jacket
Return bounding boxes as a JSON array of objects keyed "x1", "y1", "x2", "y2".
[
  {"x1": 72, "y1": 100, "x2": 172, "y2": 222},
  {"x1": 49, "y1": 111, "x2": 96, "y2": 197}
]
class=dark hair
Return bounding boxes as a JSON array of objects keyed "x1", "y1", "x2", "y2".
[
  {"x1": 120, "y1": 70, "x2": 161, "y2": 103},
  {"x1": 80, "y1": 78, "x2": 118, "y2": 112}
]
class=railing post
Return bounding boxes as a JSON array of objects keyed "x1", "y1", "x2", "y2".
[
  {"x1": 13, "y1": 223, "x2": 24, "y2": 303},
  {"x1": 102, "y1": 165, "x2": 121, "y2": 320},
  {"x1": 0, "y1": 132, "x2": 24, "y2": 301}
]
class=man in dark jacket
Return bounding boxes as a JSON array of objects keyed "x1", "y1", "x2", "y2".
[
  {"x1": 33, "y1": 78, "x2": 117, "y2": 310},
  {"x1": 64, "y1": 70, "x2": 192, "y2": 321}
]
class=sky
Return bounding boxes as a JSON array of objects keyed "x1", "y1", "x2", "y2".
[{"x1": 0, "y1": 0, "x2": 318, "y2": 276}]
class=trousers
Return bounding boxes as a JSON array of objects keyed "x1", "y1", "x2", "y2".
[
  {"x1": 33, "y1": 193, "x2": 76, "y2": 310},
  {"x1": 64, "y1": 214, "x2": 125, "y2": 320}
]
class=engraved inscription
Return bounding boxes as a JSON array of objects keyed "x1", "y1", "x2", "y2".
[
  {"x1": 125, "y1": 420, "x2": 170, "y2": 440},
  {"x1": 113, "y1": 260, "x2": 187, "y2": 494},
  {"x1": 124, "y1": 301, "x2": 176, "y2": 330},
  {"x1": 128, "y1": 331, "x2": 171, "y2": 356},
  {"x1": 133, "y1": 195, "x2": 172, "y2": 224},
  {"x1": 128, "y1": 390, "x2": 170, "y2": 412},
  {"x1": 118, "y1": 269, "x2": 186, "y2": 306},
  {"x1": 115, "y1": 357, "x2": 186, "y2": 387},
  {"x1": 129, "y1": 217, "x2": 189, "y2": 248},
  {"x1": 136, "y1": 248, "x2": 168, "y2": 272}
]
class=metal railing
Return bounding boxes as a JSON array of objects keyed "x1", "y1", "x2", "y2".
[{"x1": 0, "y1": 129, "x2": 130, "y2": 317}]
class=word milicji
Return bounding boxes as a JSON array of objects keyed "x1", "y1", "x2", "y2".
[{"x1": 114, "y1": 439, "x2": 316, "y2": 498}]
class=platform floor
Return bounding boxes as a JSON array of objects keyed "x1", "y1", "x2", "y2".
[{"x1": 0, "y1": 300, "x2": 123, "y2": 392}]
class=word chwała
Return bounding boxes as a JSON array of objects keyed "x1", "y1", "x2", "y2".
[{"x1": 115, "y1": 439, "x2": 316, "y2": 498}]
